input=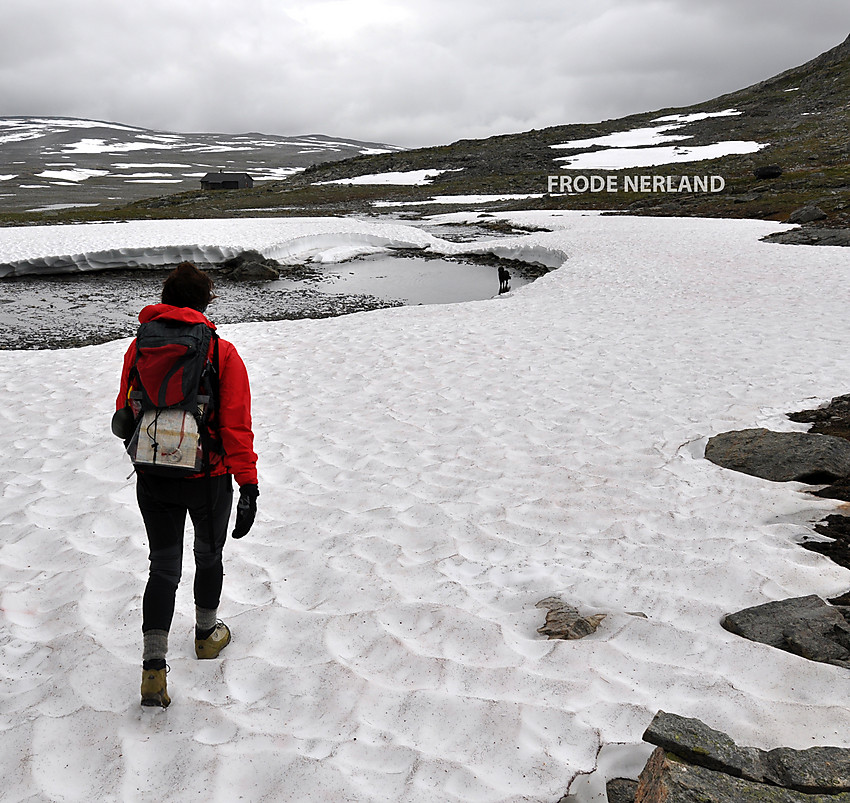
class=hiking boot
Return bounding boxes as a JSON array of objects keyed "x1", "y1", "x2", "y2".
[
  {"x1": 195, "y1": 621, "x2": 231, "y2": 659},
  {"x1": 140, "y1": 666, "x2": 170, "y2": 708}
]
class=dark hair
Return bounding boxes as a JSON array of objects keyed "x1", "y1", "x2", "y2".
[{"x1": 161, "y1": 262, "x2": 217, "y2": 312}]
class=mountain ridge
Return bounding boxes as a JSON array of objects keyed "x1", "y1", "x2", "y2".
[{"x1": 0, "y1": 117, "x2": 403, "y2": 215}]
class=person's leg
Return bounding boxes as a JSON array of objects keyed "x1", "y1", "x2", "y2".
[
  {"x1": 136, "y1": 472, "x2": 188, "y2": 666},
  {"x1": 188, "y1": 474, "x2": 233, "y2": 655},
  {"x1": 136, "y1": 471, "x2": 191, "y2": 707}
]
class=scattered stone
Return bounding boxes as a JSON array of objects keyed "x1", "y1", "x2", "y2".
[
  {"x1": 606, "y1": 777, "x2": 638, "y2": 803},
  {"x1": 720, "y1": 595, "x2": 850, "y2": 668},
  {"x1": 787, "y1": 205, "x2": 828, "y2": 224},
  {"x1": 704, "y1": 428, "x2": 850, "y2": 483},
  {"x1": 762, "y1": 227, "x2": 850, "y2": 246},
  {"x1": 535, "y1": 597, "x2": 606, "y2": 640},
  {"x1": 753, "y1": 165, "x2": 783, "y2": 180}
]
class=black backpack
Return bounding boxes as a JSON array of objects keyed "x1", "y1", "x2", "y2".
[{"x1": 116, "y1": 319, "x2": 220, "y2": 474}]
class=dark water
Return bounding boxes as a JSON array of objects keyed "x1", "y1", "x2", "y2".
[{"x1": 0, "y1": 255, "x2": 526, "y2": 350}]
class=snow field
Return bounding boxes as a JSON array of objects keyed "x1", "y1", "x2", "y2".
[{"x1": 1, "y1": 212, "x2": 849, "y2": 802}]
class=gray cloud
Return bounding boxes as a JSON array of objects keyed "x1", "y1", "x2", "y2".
[{"x1": 1, "y1": 0, "x2": 848, "y2": 146}]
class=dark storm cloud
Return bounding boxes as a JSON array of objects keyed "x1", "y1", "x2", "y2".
[{"x1": 1, "y1": 0, "x2": 848, "y2": 146}]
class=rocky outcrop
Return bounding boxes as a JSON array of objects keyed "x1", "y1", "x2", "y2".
[
  {"x1": 704, "y1": 428, "x2": 850, "y2": 484},
  {"x1": 536, "y1": 597, "x2": 606, "y2": 639},
  {"x1": 633, "y1": 712, "x2": 850, "y2": 801},
  {"x1": 635, "y1": 748, "x2": 850, "y2": 802},
  {"x1": 801, "y1": 515, "x2": 850, "y2": 573},
  {"x1": 788, "y1": 205, "x2": 829, "y2": 224},
  {"x1": 788, "y1": 395, "x2": 850, "y2": 440},
  {"x1": 720, "y1": 595, "x2": 850, "y2": 669},
  {"x1": 762, "y1": 228, "x2": 850, "y2": 247}
]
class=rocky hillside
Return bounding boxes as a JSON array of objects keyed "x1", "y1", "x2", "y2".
[{"x1": 4, "y1": 34, "x2": 848, "y2": 226}]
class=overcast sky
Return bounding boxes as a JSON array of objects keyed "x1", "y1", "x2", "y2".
[{"x1": 2, "y1": 1, "x2": 849, "y2": 148}]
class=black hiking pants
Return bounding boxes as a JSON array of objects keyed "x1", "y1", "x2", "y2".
[{"x1": 136, "y1": 471, "x2": 233, "y2": 633}]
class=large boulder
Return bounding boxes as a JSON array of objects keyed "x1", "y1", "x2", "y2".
[
  {"x1": 221, "y1": 249, "x2": 281, "y2": 280},
  {"x1": 705, "y1": 428, "x2": 850, "y2": 483},
  {"x1": 721, "y1": 595, "x2": 850, "y2": 668}
]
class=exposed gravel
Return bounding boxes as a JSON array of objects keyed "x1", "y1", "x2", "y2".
[{"x1": 0, "y1": 269, "x2": 402, "y2": 350}]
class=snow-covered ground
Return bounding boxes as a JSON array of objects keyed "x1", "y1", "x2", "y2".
[{"x1": 1, "y1": 211, "x2": 850, "y2": 802}]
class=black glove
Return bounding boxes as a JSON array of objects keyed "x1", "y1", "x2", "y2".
[{"x1": 232, "y1": 484, "x2": 259, "y2": 539}]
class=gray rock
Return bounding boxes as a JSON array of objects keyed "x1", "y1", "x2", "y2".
[
  {"x1": 763, "y1": 747, "x2": 850, "y2": 795},
  {"x1": 781, "y1": 620, "x2": 850, "y2": 664},
  {"x1": 705, "y1": 428, "x2": 850, "y2": 483},
  {"x1": 606, "y1": 777, "x2": 638, "y2": 803},
  {"x1": 221, "y1": 249, "x2": 282, "y2": 280},
  {"x1": 787, "y1": 205, "x2": 828, "y2": 224},
  {"x1": 536, "y1": 597, "x2": 606, "y2": 640},
  {"x1": 762, "y1": 227, "x2": 850, "y2": 247},
  {"x1": 642, "y1": 712, "x2": 764, "y2": 782},
  {"x1": 721, "y1": 595, "x2": 850, "y2": 668},
  {"x1": 229, "y1": 261, "x2": 280, "y2": 280},
  {"x1": 642, "y1": 711, "x2": 850, "y2": 794},
  {"x1": 635, "y1": 747, "x2": 850, "y2": 802}
]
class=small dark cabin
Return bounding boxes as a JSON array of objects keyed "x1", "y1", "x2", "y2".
[{"x1": 201, "y1": 172, "x2": 254, "y2": 190}]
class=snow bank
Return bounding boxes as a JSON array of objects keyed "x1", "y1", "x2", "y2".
[{"x1": 0, "y1": 217, "x2": 563, "y2": 278}]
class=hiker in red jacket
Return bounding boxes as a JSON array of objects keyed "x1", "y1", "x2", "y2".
[{"x1": 116, "y1": 262, "x2": 258, "y2": 708}]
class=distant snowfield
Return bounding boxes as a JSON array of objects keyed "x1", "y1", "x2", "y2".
[
  {"x1": 0, "y1": 117, "x2": 406, "y2": 203},
  {"x1": 317, "y1": 168, "x2": 462, "y2": 186},
  {"x1": 550, "y1": 108, "x2": 768, "y2": 170},
  {"x1": 1, "y1": 212, "x2": 850, "y2": 803},
  {"x1": 556, "y1": 140, "x2": 767, "y2": 170}
]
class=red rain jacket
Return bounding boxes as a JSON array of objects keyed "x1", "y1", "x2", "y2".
[{"x1": 117, "y1": 304, "x2": 258, "y2": 487}]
